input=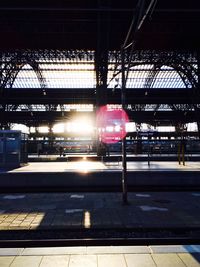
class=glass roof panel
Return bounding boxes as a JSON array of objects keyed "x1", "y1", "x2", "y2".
[
  {"x1": 12, "y1": 64, "x2": 41, "y2": 88},
  {"x1": 108, "y1": 64, "x2": 187, "y2": 88},
  {"x1": 152, "y1": 66, "x2": 186, "y2": 88},
  {"x1": 11, "y1": 50, "x2": 96, "y2": 88},
  {"x1": 9, "y1": 50, "x2": 191, "y2": 89}
]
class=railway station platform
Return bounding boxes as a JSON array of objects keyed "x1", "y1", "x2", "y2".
[
  {"x1": 0, "y1": 191, "x2": 200, "y2": 266},
  {"x1": 0, "y1": 160, "x2": 200, "y2": 191},
  {"x1": 0, "y1": 245, "x2": 200, "y2": 267},
  {"x1": 0, "y1": 191, "x2": 199, "y2": 232},
  {"x1": 28, "y1": 153, "x2": 200, "y2": 162},
  {"x1": 0, "y1": 159, "x2": 200, "y2": 262}
]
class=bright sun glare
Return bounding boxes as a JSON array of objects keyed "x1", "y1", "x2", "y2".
[
  {"x1": 66, "y1": 118, "x2": 94, "y2": 134},
  {"x1": 52, "y1": 117, "x2": 94, "y2": 134}
]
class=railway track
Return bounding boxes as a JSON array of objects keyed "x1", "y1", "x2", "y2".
[{"x1": 0, "y1": 228, "x2": 200, "y2": 247}]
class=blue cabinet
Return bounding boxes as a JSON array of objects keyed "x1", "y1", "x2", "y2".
[{"x1": 0, "y1": 130, "x2": 28, "y2": 168}]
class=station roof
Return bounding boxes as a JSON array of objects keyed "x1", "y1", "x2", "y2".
[
  {"x1": 1, "y1": 1, "x2": 200, "y2": 127},
  {"x1": 0, "y1": 0, "x2": 200, "y2": 50}
]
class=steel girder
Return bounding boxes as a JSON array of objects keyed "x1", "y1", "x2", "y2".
[
  {"x1": 0, "y1": 50, "x2": 95, "y2": 62},
  {"x1": 0, "y1": 110, "x2": 198, "y2": 126},
  {"x1": 1, "y1": 88, "x2": 200, "y2": 105}
]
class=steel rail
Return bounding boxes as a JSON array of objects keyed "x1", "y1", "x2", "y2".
[{"x1": 0, "y1": 228, "x2": 200, "y2": 247}]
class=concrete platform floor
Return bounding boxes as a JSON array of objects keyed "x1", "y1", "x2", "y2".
[
  {"x1": 5, "y1": 161, "x2": 200, "y2": 173},
  {"x1": 0, "y1": 245, "x2": 200, "y2": 267},
  {"x1": 0, "y1": 192, "x2": 200, "y2": 230},
  {"x1": 0, "y1": 192, "x2": 200, "y2": 266}
]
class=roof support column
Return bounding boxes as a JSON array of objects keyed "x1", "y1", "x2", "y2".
[
  {"x1": 95, "y1": 0, "x2": 110, "y2": 156},
  {"x1": 95, "y1": 0, "x2": 110, "y2": 107}
]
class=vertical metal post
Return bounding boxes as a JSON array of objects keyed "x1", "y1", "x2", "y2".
[
  {"x1": 121, "y1": 48, "x2": 128, "y2": 205},
  {"x1": 148, "y1": 133, "x2": 150, "y2": 167},
  {"x1": 197, "y1": 52, "x2": 200, "y2": 138}
]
